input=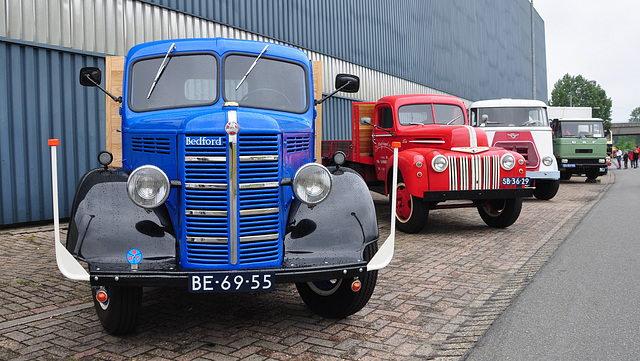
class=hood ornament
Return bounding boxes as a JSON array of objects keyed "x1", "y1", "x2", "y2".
[{"x1": 225, "y1": 121, "x2": 240, "y2": 136}]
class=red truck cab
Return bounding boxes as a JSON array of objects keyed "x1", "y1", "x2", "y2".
[{"x1": 323, "y1": 94, "x2": 532, "y2": 233}]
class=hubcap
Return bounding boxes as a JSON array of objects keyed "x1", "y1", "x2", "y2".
[{"x1": 396, "y1": 183, "x2": 413, "y2": 222}]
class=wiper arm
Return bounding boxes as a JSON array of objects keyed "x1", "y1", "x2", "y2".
[
  {"x1": 447, "y1": 115, "x2": 461, "y2": 125},
  {"x1": 147, "y1": 43, "x2": 176, "y2": 99},
  {"x1": 235, "y1": 44, "x2": 269, "y2": 90}
]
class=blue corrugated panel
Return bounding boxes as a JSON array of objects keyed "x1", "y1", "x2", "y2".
[
  {"x1": 0, "y1": 39, "x2": 105, "y2": 226},
  {"x1": 322, "y1": 97, "x2": 355, "y2": 141},
  {"x1": 140, "y1": 0, "x2": 547, "y2": 101}
]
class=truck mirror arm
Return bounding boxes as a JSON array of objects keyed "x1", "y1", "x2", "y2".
[
  {"x1": 314, "y1": 80, "x2": 353, "y2": 106},
  {"x1": 82, "y1": 74, "x2": 122, "y2": 103},
  {"x1": 361, "y1": 118, "x2": 394, "y2": 136}
]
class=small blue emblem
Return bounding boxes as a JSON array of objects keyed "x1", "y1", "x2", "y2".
[{"x1": 127, "y1": 249, "x2": 142, "y2": 265}]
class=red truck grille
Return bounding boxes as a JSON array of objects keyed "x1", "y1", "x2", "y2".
[{"x1": 447, "y1": 154, "x2": 500, "y2": 190}]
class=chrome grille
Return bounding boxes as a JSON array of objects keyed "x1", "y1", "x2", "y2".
[
  {"x1": 448, "y1": 154, "x2": 500, "y2": 190},
  {"x1": 183, "y1": 133, "x2": 281, "y2": 268}
]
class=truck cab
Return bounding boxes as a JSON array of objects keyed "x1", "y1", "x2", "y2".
[
  {"x1": 323, "y1": 94, "x2": 532, "y2": 234},
  {"x1": 56, "y1": 38, "x2": 396, "y2": 335},
  {"x1": 550, "y1": 117, "x2": 608, "y2": 181},
  {"x1": 469, "y1": 99, "x2": 560, "y2": 200}
]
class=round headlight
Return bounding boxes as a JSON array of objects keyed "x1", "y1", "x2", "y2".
[
  {"x1": 432, "y1": 155, "x2": 448, "y2": 172},
  {"x1": 98, "y1": 151, "x2": 113, "y2": 167},
  {"x1": 501, "y1": 153, "x2": 516, "y2": 171},
  {"x1": 127, "y1": 165, "x2": 170, "y2": 209},
  {"x1": 293, "y1": 163, "x2": 332, "y2": 206},
  {"x1": 332, "y1": 151, "x2": 347, "y2": 166},
  {"x1": 542, "y1": 156, "x2": 554, "y2": 167}
]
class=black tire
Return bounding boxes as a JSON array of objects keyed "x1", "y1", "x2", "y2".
[
  {"x1": 477, "y1": 198, "x2": 523, "y2": 228},
  {"x1": 92, "y1": 286, "x2": 142, "y2": 335},
  {"x1": 296, "y1": 243, "x2": 378, "y2": 318},
  {"x1": 393, "y1": 179, "x2": 429, "y2": 234},
  {"x1": 533, "y1": 179, "x2": 560, "y2": 200},
  {"x1": 559, "y1": 171, "x2": 572, "y2": 180},
  {"x1": 586, "y1": 170, "x2": 599, "y2": 181}
]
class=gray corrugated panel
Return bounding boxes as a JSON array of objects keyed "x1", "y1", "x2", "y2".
[
  {"x1": 322, "y1": 97, "x2": 356, "y2": 141},
  {"x1": 0, "y1": 39, "x2": 105, "y2": 225},
  {"x1": 137, "y1": 0, "x2": 547, "y2": 101}
]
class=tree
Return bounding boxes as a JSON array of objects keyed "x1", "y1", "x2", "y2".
[
  {"x1": 629, "y1": 107, "x2": 640, "y2": 122},
  {"x1": 550, "y1": 74, "x2": 613, "y2": 128}
]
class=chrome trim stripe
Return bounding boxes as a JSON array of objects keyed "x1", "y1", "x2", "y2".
[
  {"x1": 410, "y1": 140, "x2": 446, "y2": 144},
  {"x1": 186, "y1": 210, "x2": 227, "y2": 217},
  {"x1": 239, "y1": 207, "x2": 279, "y2": 216},
  {"x1": 185, "y1": 156, "x2": 226, "y2": 162},
  {"x1": 185, "y1": 183, "x2": 227, "y2": 190},
  {"x1": 239, "y1": 181, "x2": 280, "y2": 189},
  {"x1": 239, "y1": 233, "x2": 280, "y2": 243},
  {"x1": 228, "y1": 111, "x2": 239, "y2": 265},
  {"x1": 187, "y1": 237, "x2": 228, "y2": 244},
  {"x1": 240, "y1": 155, "x2": 279, "y2": 162}
]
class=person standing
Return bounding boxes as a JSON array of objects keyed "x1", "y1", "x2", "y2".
[
  {"x1": 616, "y1": 148, "x2": 623, "y2": 169},
  {"x1": 623, "y1": 151, "x2": 629, "y2": 169}
]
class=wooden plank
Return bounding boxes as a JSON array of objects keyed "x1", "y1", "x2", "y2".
[
  {"x1": 313, "y1": 61, "x2": 322, "y2": 163},
  {"x1": 105, "y1": 56, "x2": 124, "y2": 167},
  {"x1": 354, "y1": 103, "x2": 375, "y2": 161}
]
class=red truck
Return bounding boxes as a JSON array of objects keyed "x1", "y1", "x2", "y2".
[{"x1": 322, "y1": 94, "x2": 532, "y2": 233}]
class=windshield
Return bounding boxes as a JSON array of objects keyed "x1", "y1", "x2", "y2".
[
  {"x1": 473, "y1": 107, "x2": 548, "y2": 127},
  {"x1": 557, "y1": 121, "x2": 605, "y2": 138},
  {"x1": 129, "y1": 53, "x2": 219, "y2": 112},
  {"x1": 223, "y1": 54, "x2": 309, "y2": 113},
  {"x1": 398, "y1": 103, "x2": 464, "y2": 126}
]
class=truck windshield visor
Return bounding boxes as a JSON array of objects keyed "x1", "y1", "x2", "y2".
[
  {"x1": 129, "y1": 53, "x2": 219, "y2": 112},
  {"x1": 475, "y1": 107, "x2": 548, "y2": 127},
  {"x1": 223, "y1": 54, "x2": 309, "y2": 113},
  {"x1": 558, "y1": 121, "x2": 605, "y2": 138}
]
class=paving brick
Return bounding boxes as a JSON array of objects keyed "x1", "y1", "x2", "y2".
[{"x1": 0, "y1": 173, "x2": 612, "y2": 360}]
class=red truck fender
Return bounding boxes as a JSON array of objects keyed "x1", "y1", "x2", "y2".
[{"x1": 384, "y1": 148, "x2": 426, "y2": 197}]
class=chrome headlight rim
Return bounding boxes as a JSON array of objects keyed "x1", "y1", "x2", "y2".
[
  {"x1": 542, "y1": 156, "x2": 554, "y2": 167},
  {"x1": 500, "y1": 153, "x2": 516, "y2": 171},
  {"x1": 127, "y1": 165, "x2": 170, "y2": 209},
  {"x1": 293, "y1": 163, "x2": 333, "y2": 206},
  {"x1": 431, "y1": 155, "x2": 449, "y2": 173}
]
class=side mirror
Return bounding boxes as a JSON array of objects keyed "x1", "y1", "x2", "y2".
[
  {"x1": 315, "y1": 73, "x2": 360, "y2": 105},
  {"x1": 79, "y1": 67, "x2": 102, "y2": 87},
  {"x1": 360, "y1": 117, "x2": 372, "y2": 126},
  {"x1": 335, "y1": 74, "x2": 360, "y2": 93}
]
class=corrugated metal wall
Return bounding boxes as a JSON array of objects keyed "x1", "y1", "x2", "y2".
[
  {"x1": 0, "y1": 0, "x2": 547, "y2": 225},
  {"x1": 137, "y1": 0, "x2": 548, "y2": 102},
  {"x1": 0, "y1": 39, "x2": 105, "y2": 225}
]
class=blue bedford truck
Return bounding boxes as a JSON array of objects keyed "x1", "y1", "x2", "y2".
[{"x1": 55, "y1": 38, "x2": 396, "y2": 335}]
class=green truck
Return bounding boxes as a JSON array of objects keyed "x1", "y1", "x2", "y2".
[{"x1": 550, "y1": 117, "x2": 608, "y2": 181}]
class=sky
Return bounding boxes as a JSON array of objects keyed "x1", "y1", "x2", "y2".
[{"x1": 533, "y1": 0, "x2": 640, "y2": 123}]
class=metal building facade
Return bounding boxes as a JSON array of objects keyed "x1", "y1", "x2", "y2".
[
  {"x1": 0, "y1": 0, "x2": 546, "y2": 225},
  {"x1": 0, "y1": 39, "x2": 105, "y2": 225}
]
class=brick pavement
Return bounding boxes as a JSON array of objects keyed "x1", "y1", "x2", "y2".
[{"x1": 0, "y1": 172, "x2": 612, "y2": 360}]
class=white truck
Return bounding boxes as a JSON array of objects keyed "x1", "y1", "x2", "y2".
[{"x1": 469, "y1": 99, "x2": 560, "y2": 200}]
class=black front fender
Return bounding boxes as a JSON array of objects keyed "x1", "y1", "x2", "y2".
[
  {"x1": 283, "y1": 166, "x2": 379, "y2": 269},
  {"x1": 66, "y1": 167, "x2": 177, "y2": 270}
]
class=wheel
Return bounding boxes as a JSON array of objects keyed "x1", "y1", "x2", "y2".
[
  {"x1": 586, "y1": 170, "x2": 598, "y2": 181},
  {"x1": 559, "y1": 171, "x2": 572, "y2": 180},
  {"x1": 296, "y1": 243, "x2": 378, "y2": 318},
  {"x1": 477, "y1": 198, "x2": 523, "y2": 228},
  {"x1": 92, "y1": 286, "x2": 142, "y2": 335},
  {"x1": 533, "y1": 179, "x2": 560, "y2": 200},
  {"x1": 394, "y1": 180, "x2": 429, "y2": 234},
  {"x1": 240, "y1": 88, "x2": 292, "y2": 108}
]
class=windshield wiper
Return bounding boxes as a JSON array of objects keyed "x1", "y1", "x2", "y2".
[
  {"x1": 147, "y1": 43, "x2": 176, "y2": 99},
  {"x1": 447, "y1": 115, "x2": 461, "y2": 125},
  {"x1": 235, "y1": 44, "x2": 269, "y2": 90}
]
